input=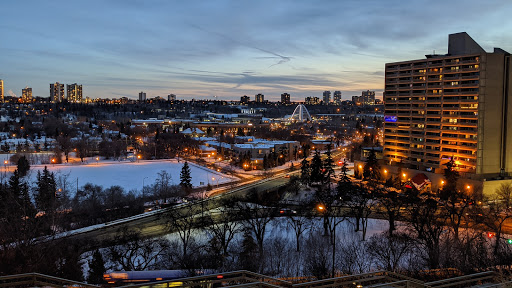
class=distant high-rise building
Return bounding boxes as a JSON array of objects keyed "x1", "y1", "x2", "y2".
[
  {"x1": 384, "y1": 32, "x2": 512, "y2": 179},
  {"x1": 139, "y1": 91, "x2": 146, "y2": 102},
  {"x1": 322, "y1": 91, "x2": 331, "y2": 104},
  {"x1": 333, "y1": 91, "x2": 342, "y2": 105},
  {"x1": 240, "y1": 95, "x2": 250, "y2": 104},
  {"x1": 362, "y1": 90, "x2": 376, "y2": 105},
  {"x1": 50, "y1": 82, "x2": 64, "y2": 102},
  {"x1": 352, "y1": 95, "x2": 363, "y2": 105},
  {"x1": 66, "y1": 83, "x2": 82, "y2": 102},
  {"x1": 305, "y1": 96, "x2": 321, "y2": 105},
  {"x1": 22, "y1": 87, "x2": 32, "y2": 102},
  {"x1": 255, "y1": 93, "x2": 264, "y2": 103},
  {"x1": 281, "y1": 93, "x2": 291, "y2": 104},
  {"x1": 0, "y1": 79, "x2": 3, "y2": 103},
  {"x1": 168, "y1": 94, "x2": 176, "y2": 101}
]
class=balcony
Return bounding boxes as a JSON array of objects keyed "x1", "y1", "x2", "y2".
[{"x1": 462, "y1": 74, "x2": 479, "y2": 79}]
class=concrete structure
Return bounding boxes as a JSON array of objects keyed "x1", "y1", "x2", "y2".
[
  {"x1": 255, "y1": 93, "x2": 264, "y2": 103},
  {"x1": 168, "y1": 94, "x2": 176, "y2": 101},
  {"x1": 323, "y1": 90, "x2": 331, "y2": 104},
  {"x1": 384, "y1": 32, "x2": 512, "y2": 185},
  {"x1": 50, "y1": 82, "x2": 64, "y2": 102},
  {"x1": 22, "y1": 87, "x2": 32, "y2": 102},
  {"x1": 281, "y1": 93, "x2": 290, "y2": 104},
  {"x1": 0, "y1": 79, "x2": 3, "y2": 102},
  {"x1": 139, "y1": 91, "x2": 146, "y2": 102},
  {"x1": 66, "y1": 83, "x2": 82, "y2": 102},
  {"x1": 333, "y1": 91, "x2": 342, "y2": 105}
]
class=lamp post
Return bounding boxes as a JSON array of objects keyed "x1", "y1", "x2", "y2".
[
  {"x1": 96, "y1": 156, "x2": 99, "y2": 165},
  {"x1": 317, "y1": 203, "x2": 336, "y2": 278},
  {"x1": 3, "y1": 160, "x2": 7, "y2": 179}
]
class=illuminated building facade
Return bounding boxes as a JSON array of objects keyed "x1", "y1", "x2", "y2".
[
  {"x1": 322, "y1": 90, "x2": 331, "y2": 104},
  {"x1": 22, "y1": 87, "x2": 32, "y2": 102},
  {"x1": 384, "y1": 32, "x2": 512, "y2": 179},
  {"x1": 50, "y1": 82, "x2": 64, "y2": 102},
  {"x1": 255, "y1": 93, "x2": 264, "y2": 103},
  {"x1": 0, "y1": 79, "x2": 3, "y2": 102},
  {"x1": 281, "y1": 93, "x2": 290, "y2": 104},
  {"x1": 66, "y1": 83, "x2": 82, "y2": 102},
  {"x1": 333, "y1": 91, "x2": 342, "y2": 105}
]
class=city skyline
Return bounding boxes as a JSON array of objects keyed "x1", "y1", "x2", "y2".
[{"x1": 1, "y1": 0, "x2": 512, "y2": 100}]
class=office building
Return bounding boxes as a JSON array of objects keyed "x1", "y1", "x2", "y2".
[
  {"x1": 383, "y1": 32, "x2": 512, "y2": 180},
  {"x1": 50, "y1": 82, "x2": 64, "y2": 102},
  {"x1": 66, "y1": 83, "x2": 82, "y2": 103},
  {"x1": 139, "y1": 91, "x2": 146, "y2": 102},
  {"x1": 0, "y1": 79, "x2": 3, "y2": 102},
  {"x1": 281, "y1": 93, "x2": 291, "y2": 104},
  {"x1": 22, "y1": 87, "x2": 32, "y2": 102},
  {"x1": 168, "y1": 94, "x2": 176, "y2": 101},
  {"x1": 323, "y1": 91, "x2": 331, "y2": 104},
  {"x1": 333, "y1": 91, "x2": 342, "y2": 105},
  {"x1": 240, "y1": 95, "x2": 250, "y2": 104},
  {"x1": 362, "y1": 90, "x2": 376, "y2": 105},
  {"x1": 255, "y1": 93, "x2": 264, "y2": 103}
]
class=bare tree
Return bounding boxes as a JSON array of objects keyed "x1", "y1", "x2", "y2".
[
  {"x1": 366, "y1": 231, "x2": 413, "y2": 272},
  {"x1": 106, "y1": 228, "x2": 170, "y2": 271}
]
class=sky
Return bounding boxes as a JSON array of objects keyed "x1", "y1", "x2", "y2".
[{"x1": 1, "y1": 0, "x2": 512, "y2": 101}]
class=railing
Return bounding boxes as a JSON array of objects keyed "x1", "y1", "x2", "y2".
[{"x1": 0, "y1": 273, "x2": 99, "y2": 288}]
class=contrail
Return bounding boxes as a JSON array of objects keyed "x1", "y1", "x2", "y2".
[{"x1": 190, "y1": 24, "x2": 291, "y2": 68}]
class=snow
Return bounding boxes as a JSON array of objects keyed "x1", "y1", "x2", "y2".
[{"x1": 27, "y1": 159, "x2": 237, "y2": 194}]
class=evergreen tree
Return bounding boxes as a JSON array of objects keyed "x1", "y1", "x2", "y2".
[
  {"x1": 310, "y1": 150, "x2": 324, "y2": 183},
  {"x1": 300, "y1": 156, "x2": 310, "y2": 185},
  {"x1": 35, "y1": 166, "x2": 57, "y2": 213},
  {"x1": 88, "y1": 250, "x2": 106, "y2": 284},
  {"x1": 440, "y1": 157, "x2": 459, "y2": 199},
  {"x1": 323, "y1": 142, "x2": 335, "y2": 180},
  {"x1": 363, "y1": 148, "x2": 380, "y2": 182},
  {"x1": 180, "y1": 162, "x2": 193, "y2": 193},
  {"x1": 16, "y1": 156, "x2": 30, "y2": 177}
]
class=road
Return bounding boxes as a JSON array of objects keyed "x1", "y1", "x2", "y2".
[{"x1": 65, "y1": 170, "x2": 297, "y2": 246}]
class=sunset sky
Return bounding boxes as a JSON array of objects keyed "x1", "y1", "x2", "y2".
[{"x1": 1, "y1": 0, "x2": 512, "y2": 101}]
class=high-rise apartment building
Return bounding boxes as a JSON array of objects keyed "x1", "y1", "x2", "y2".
[
  {"x1": 305, "y1": 96, "x2": 321, "y2": 105},
  {"x1": 323, "y1": 91, "x2": 331, "y2": 104},
  {"x1": 281, "y1": 93, "x2": 291, "y2": 104},
  {"x1": 240, "y1": 95, "x2": 250, "y2": 104},
  {"x1": 50, "y1": 82, "x2": 64, "y2": 102},
  {"x1": 22, "y1": 87, "x2": 32, "y2": 102},
  {"x1": 362, "y1": 90, "x2": 376, "y2": 105},
  {"x1": 383, "y1": 32, "x2": 512, "y2": 179},
  {"x1": 333, "y1": 91, "x2": 342, "y2": 105},
  {"x1": 255, "y1": 93, "x2": 264, "y2": 103},
  {"x1": 0, "y1": 79, "x2": 3, "y2": 103},
  {"x1": 139, "y1": 91, "x2": 146, "y2": 102},
  {"x1": 66, "y1": 83, "x2": 82, "y2": 102}
]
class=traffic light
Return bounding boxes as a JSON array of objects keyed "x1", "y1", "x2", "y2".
[
  {"x1": 507, "y1": 239, "x2": 512, "y2": 244},
  {"x1": 487, "y1": 232, "x2": 495, "y2": 238}
]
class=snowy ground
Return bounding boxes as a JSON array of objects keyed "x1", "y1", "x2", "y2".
[{"x1": 25, "y1": 159, "x2": 237, "y2": 194}]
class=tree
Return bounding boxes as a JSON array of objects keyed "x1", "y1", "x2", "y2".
[
  {"x1": 310, "y1": 150, "x2": 323, "y2": 184},
  {"x1": 180, "y1": 162, "x2": 193, "y2": 193},
  {"x1": 88, "y1": 250, "x2": 106, "y2": 284},
  {"x1": 300, "y1": 156, "x2": 310, "y2": 186},
  {"x1": 16, "y1": 156, "x2": 30, "y2": 177},
  {"x1": 367, "y1": 231, "x2": 413, "y2": 272},
  {"x1": 363, "y1": 148, "x2": 380, "y2": 182},
  {"x1": 440, "y1": 157, "x2": 459, "y2": 199},
  {"x1": 323, "y1": 142, "x2": 335, "y2": 182},
  {"x1": 35, "y1": 167, "x2": 57, "y2": 216}
]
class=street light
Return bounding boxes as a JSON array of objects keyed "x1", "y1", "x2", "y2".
[
  {"x1": 96, "y1": 156, "x2": 99, "y2": 165},
  {"x1": 316, "y1": 203, "x2": 335, "y2": 278},
  {"x1": 3, "y1": 160, "x2": 7, "y2": 179},
  {"x1": 137, "y1": 154, "x2": 141, "y2": 163}
]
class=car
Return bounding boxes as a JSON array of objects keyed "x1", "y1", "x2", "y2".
[
  {"x1": 279, "y1": 208, "x2": 297, "y2": 215},
  {"x1": 285, "y1": 174, "x2": 290, "y2": 178}
]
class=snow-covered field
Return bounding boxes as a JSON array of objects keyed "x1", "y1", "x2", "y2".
[{"x1": 26, "y1": 159, "x2": 237, "y2": 193}]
